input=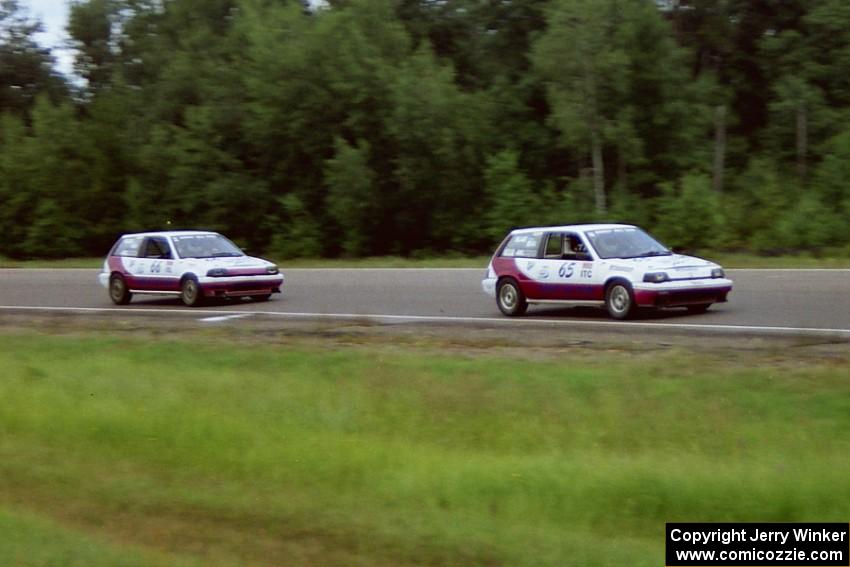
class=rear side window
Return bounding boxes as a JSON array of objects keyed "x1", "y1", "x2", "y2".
[
  {"x1": 543, "y1": 233, "x2": 562, "y2": 259},
  {"x1": 142, "y1": 237, "x2": 173, "y2": 259},
  {"x1": 500, "y1": 233, "x2": 542, "y2": 258},
  {"x1": 111, "y1": 236, "x2": 143, "y2": 257}
]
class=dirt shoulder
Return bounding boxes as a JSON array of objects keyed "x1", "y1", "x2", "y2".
[{"x1": 1, "y1": 311, "x2": 847, "y2": 366}]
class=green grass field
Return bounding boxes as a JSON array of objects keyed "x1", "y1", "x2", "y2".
[{"x1": 1, "y1": 332, "x2": 849, "y2": 565}]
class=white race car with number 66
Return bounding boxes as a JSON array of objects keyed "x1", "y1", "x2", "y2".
[{"x1": 98, "y1": 230, "x2": 284, "y2": 307}]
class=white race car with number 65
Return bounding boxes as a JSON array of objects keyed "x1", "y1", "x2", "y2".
[
  {"x1": 98, "y1": 230, "x2": 284, "y2": 307},
  {"x1": 482, "y1": 224, "x2": 733, "y2": 319}
]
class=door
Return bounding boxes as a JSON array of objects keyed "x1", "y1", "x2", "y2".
[
  {"x1": 537, "y1": 232, "x2": 600, "y2": 301},
  {"x1": 130, "y1": 236, "x2": 180, "y2": 292}
]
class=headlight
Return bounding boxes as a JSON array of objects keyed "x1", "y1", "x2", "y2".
[
  {"x1": 643, "y1": 272, "x2": 669, "y2": 283},
  {"x1": 267, "y1": 265, "x2": 279, "y2": 275},
  {"x1": 207, "y1": 268, "x2": 228, "y2": 277},
  {"x1": 711, "y1": 268, "x2": 725, "y2": 278}
]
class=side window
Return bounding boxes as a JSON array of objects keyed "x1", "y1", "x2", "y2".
[
  {"x1": 112, "y1": 236, "x2": 143, "y2": 257},
  {"x1": 141, "y1": 237, "x2": 172, "y2": 259},
  {"x1": 544, "y1": 233, "x2": 562, "y2": 259},
  {"x1": 563, "y1": 233, "x2": 592, "y2": 261},
  {"x1": 500, "y1": 233, "x2": 543, "y2": 258}
]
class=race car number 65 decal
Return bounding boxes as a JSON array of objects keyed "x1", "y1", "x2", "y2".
[{"x1": 558, "y1": 262, "x2": 575, "y2": 278}]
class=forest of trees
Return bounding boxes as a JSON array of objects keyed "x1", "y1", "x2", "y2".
[{"x1": 1, "y1": 0, "x2": 849, "y2": 259}]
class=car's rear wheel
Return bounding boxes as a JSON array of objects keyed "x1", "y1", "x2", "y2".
[
  {"x1": 109, "y1": 274, "x2": 132, "y2": 305},
  {"x1": 605, "y1": 282, "x2": 635, "y2": 320},
  {"x1": 181, "y1": 276, "x2": 203, "y2": 307},
  {"x1": 686, "y1": 303, "x2": 712, "y2": 314},
  {"x1": 251, "y1": 294, "x2": 272, "y2": 302},
  {"x1": 497, "y1": 279, "x2": 527, "y2": 316}
]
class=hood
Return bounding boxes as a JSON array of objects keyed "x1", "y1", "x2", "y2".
[
  {"x1": 607, "y1": 254, "x2": 718, "y2": 278},
  {"x1": 185, "y1": 255, "x2": 275, "y2": 271}
]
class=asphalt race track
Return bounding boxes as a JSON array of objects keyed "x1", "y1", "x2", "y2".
[{"x1": 0, "y1": 268, "x2": 848, "y2": 338}]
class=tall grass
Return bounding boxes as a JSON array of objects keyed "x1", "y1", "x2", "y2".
[{"x1": 1, "y1": 334, "x2": 848, "y2": 565}]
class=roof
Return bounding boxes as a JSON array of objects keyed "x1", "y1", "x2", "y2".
[
  {"x1": 121, "y1": 230, "x2": 220, "y2": 238},
  {"x1": 509, "y1": 223, "x2": 637, "y2": 234}
]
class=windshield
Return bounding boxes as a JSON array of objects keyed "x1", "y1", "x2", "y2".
[
  {"x1": 172, "y1": 234, "x2": 244, "y2": 259},
  {"x1": 584, "y1": 227, "x2": 671, "y2": 260}
]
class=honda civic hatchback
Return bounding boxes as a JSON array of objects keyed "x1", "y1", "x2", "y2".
[
  {"x1": 99, "y1": 231, "x2": 284, "y2": 306},
  {"x1": 482, "y1": 224, "x2": 732, "y2": 319}
]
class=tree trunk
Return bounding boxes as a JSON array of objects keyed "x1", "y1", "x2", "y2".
[
  {"x1": 617, "y1": 146, "x2": 627, "y2": 193},
  {"x1": 591, "y1": 130, "x2": 606, "y2": 215},
  {"x1": 712, "y1": 104, "x2": 726, "y2": 193},
  {"x1": 796, "y1": 103, "x2": 807, "y2": 183}
]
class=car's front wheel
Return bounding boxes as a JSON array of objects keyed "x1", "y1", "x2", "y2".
[
  {"x1": 180, "y1": 276, "x2": 204, "y2": 307},
  {"x1": 251, "y1": 294, "x2": 272, "y2": 302},
  {"x1": 497, "y1": 279, "x2": 527, "y2": 316},
  {"x1": 686, "y1": 304, "x2": 712, "y2": 314},
  {"x1": 109, "y1": 274, "x2": 132, "y2": 305},
  {"x1": 605, "y1": 282, "x2": 635, "y2": 320}
]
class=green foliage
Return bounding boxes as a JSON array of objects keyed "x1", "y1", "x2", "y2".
[
  {"x1": 2, "y1": 0, "x2": 850, "y2": 257},
  {"x1": 812, "y1": 128, "x2": 850, "y2": 218},
  {"x1": 268, "y1": 194, "x2": 322, "y2": 259},
  {"x1": 732, "y1": 159, "x2": 793, "y2": 253},
  {"x1": 775, "y1": 192, "x2": 844, "y2": 251},
  {"x1": 386, "y1": 46, "x2": 487, "y2": 252},
  {"x1": 0, "y1": 0, "x2": 67, "y2": 115},
  {"x1": 654, "y1": 172, "x2": 724, "y2": 250},
  {"x1": 532, "y1": 0, "x2": 630, "y2": 150},
  {"x1": 67, "y1": 0, "x2": 121, "y2": 90},
  {"x1": 608, "y1": 181, "x2": 652, "y2": 228},
  {"x1": 483, "y1": 150, "x2": 540, "y2": 239},
  {"x1": 22, "y1": 199, "x2": 85, "y2": 258},
  {"x1": 325, "y1": 138, "x2": 377, "y2": 256}
]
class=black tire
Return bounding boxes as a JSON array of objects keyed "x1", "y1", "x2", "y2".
[
  {"x1": 180, "y1": 276, "x2": 204, "y2": 307},
  {"x1": 496, "y1": 279, "x2": 528, "y2": 316},
  {"x1": 605, "y1": 282, "x2": 635, "y2": 320},
  {"x1": 251, "y1": 294, "x2": 272, "y2": 302},
  {"x1": 686, "y1": 303, "x2": 712, "y2": 314},
  {"x1": 109, "y1": 274, "x2": 132, "y2": 305}
]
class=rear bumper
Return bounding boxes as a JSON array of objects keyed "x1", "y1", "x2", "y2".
[
  {"x1": 481, "y1": 277, "x2": 497, "y2": 298},
  {"x1": 633, "y1": 279, "x2": 732, "y2": 307}
]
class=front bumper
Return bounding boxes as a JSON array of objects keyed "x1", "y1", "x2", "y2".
[
  {"x1": 481, "y1": 277, "x2": 497, "y2": 298},
  {"x1": 199, "y1": 274, "x2": 284, "y2": 297},
  {"x1": 633, "y1": 278, "x2": 732, "y2": 307},
  {"x1": 98, "y1": 272, "x2": 109, "y2": 288}
]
